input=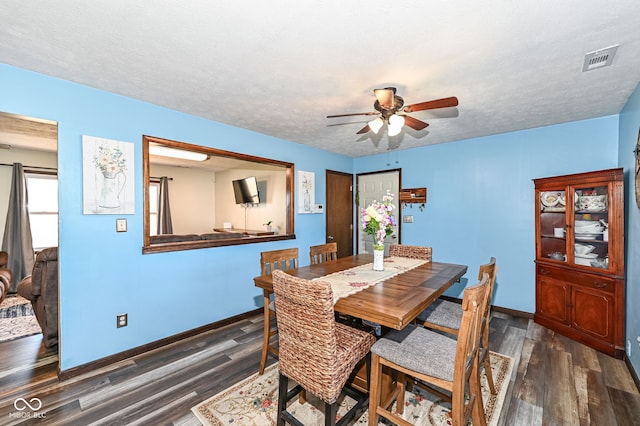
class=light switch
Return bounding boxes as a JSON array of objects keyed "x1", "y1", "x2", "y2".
[
  {"x1": 116, "y1": 218, "x2": 127, "y2": 232},
  {"x1": 403, "y1": 215, "x2": 414, "y2": 223}
]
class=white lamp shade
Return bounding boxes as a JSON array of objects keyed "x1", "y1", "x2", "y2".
[
  {"x1": 368, "y1": 117, "x2": 384, "y2": 134},
  {"x1": 387, "y1": 114, "x2": 405, "y2": 136}
]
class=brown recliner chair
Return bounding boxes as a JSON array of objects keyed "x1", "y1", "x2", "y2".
[
  {"x1": 0, "y1": 267, "x2": 11, "y2": 305},
  {"x1": 0, "y1": 251, "x2": 11, "y2": 304},
  {"x1": 17, "y1": 247, "x2": 58, "y2": 348}
]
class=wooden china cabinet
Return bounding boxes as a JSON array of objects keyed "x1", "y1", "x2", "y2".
[{"x1": 533, "y1": 168, "x2": 625, "y2": 358}]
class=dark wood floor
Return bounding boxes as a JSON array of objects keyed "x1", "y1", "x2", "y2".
[{"x1": 0, "y1": 311, "x2": 639, "y2": 425}]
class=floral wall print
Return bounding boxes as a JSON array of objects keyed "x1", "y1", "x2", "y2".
[
  {"x1": 82, "y1": 135, "x2": 135, "y2": 214},
  {"x1": 298, "y1": 171, "x2": 315, "y2": 213}
]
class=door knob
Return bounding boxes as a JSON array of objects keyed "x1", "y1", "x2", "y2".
[{"x1": 327, "y1": 235, "x2": 334, "y2": 240}]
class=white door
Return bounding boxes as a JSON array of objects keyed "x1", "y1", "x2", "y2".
[{"x1": 356, "y1": 170, "x2": 400, "y2": 254}]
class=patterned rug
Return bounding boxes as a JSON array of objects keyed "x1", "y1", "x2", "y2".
[
  {"x1": 192, "y1": 351, "x2": 513, "y2": 426},
  {"x1": 0, "y1": 296, "x2": 42, "y2": 343}
]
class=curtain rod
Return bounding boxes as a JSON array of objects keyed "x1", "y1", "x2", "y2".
[{"x1": 0, "y1": 163, "x2": 57, "y2": 172}]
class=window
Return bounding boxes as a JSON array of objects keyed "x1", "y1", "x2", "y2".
[
  {"x1": 149, "y1": 179, "x2": 160, "y2": 236},
  {"x1": 26, "y1": 172, "x2": 58, "y2": 250}
]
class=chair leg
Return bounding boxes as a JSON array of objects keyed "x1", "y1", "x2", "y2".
[
  {"x1": 482, "y1": 316, "x2": 497, "y2": 395},
  {"x1": 368, "y1": 353, "x2": 382, "y2": 425},
  {"x1": 325, "y1": 401, "x2": 337, "y2": 426},
  {"x1": 259, "y1": 294, "x2": 272, "y2": 375},
  {"x1": 470, "y1": 356, "x2": 487, "y2": 426},
  {"x1": 481, "y1": 346, "x2": 496, "y2": 395},
  {"x1": 277, "y1": 373, "x2": 288, "y2": 426}
]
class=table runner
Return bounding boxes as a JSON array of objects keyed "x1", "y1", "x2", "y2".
[{"x1": 313, "y1": 256, "x2": 429, "y2": 303}]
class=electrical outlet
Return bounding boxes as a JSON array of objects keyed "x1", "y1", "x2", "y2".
[
  {"x1": 117, "y1": 313, "x2": 128, "y2": 328},
  {"x1": 627, "y1": 340, "x2": 631, "y2": 357}
]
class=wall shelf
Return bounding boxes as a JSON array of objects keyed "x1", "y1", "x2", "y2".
[{"x1": 399, "y1": 187, "x2": 427, "y2": 210}]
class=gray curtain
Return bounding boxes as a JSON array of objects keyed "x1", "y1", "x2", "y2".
[
  {"x1": 2, "y1": 163, "x2": 35, "y2": 292},
  {"x1": 157, "y1": 176, "x2": 173, "y2": 235}
]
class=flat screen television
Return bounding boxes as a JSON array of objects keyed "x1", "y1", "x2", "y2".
[{"x1": 232, "y1": 176, "x2": 260, "y2": 204}]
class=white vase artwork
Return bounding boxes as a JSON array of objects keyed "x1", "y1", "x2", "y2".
[
  {"x1": 82, "y1": 135, "x2": 134, "y2": 214},
  {"x1": 373, "y1": 248, "x2": 385, "y2": 271},
  {"x1": 99, "y1": 171, "x2": 126, "y2": 208}
]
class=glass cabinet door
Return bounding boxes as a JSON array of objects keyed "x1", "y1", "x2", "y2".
[
  {"x1": 572, "y1": 184, "x2": 609, "y2": 270},
  {"x1": 539, "y1": 189, "x2": 567, "y2": 262}
]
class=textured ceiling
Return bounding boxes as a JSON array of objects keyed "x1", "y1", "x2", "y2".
[{"x1": 1, "y1": 1, "x2": 640, "y2": 157}]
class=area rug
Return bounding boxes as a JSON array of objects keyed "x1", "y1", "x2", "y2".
[
  {"x1": 0, "y1": 296, "x2": 41, "y2": 343},
  {"x1": 192, "y1": 351, "x2": 513, "y2": 426}
]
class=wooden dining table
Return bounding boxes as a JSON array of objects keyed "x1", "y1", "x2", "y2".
[
  {"x1": 254, "y1": 253, "x2": 468, "y2": 395},
  {"x1": 253, "y1": 253, "x2": 468, "y2": 330}
]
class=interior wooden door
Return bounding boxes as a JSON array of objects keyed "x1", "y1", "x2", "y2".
[{"x1": 325, "y1": 170, "x2": 354, "y2": 258}]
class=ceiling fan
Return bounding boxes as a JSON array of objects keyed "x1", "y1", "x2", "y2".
[{"x1": 327, "y1": 87, "x2": 458, "y2": 136}]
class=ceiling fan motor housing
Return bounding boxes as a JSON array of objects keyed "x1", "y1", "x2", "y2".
[{"x1": 374, "y1": 95, "x2": 404, "y2": 119}]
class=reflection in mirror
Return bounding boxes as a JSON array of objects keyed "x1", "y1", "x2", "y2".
[{"x1": 143, "y1": 136, "x2": 295, "y2": 253}]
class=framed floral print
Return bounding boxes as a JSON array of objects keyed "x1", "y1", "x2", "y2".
[
  {"x1": 298, "y1": 170, "x2": 315, "y2": 213},
  {"x1": 82, "y1": 135, "x2": 135, "y2": 214}
]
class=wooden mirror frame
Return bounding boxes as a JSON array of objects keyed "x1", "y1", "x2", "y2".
[{"x1": 142, "y1": 135, "x2": 295, "y2": 254}]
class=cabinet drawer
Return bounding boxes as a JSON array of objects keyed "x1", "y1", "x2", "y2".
[
  {"x1": 537, "y1": 264, "x2": 615, "y2": 294},
  {"x1": 570, "y1": 273, "x2": 615, "y2": 294}
]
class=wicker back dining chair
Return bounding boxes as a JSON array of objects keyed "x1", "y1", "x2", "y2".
[
  {"x1": 258, "y1": 248, "x2": 299, "y2": 375},
  {"x1": 417, "y1": 257, "x2": 498, "y2": 394},
  {"x1": 368, "y1": 273, "x2": 491, "y2": 426},
  {"x1": 309, "y1": 242, "x2": 338, "y2": 265},
  {"x1": 272, "y1": 269, "x2": 376, "y2": 426},
  {"x1": 389, "y1": 244, "x2": 432, "y2": 261}
]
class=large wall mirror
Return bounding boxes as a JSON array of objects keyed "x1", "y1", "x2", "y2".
[{"x1": 143, "y1": 135, "x2": 295, "y2": 253}]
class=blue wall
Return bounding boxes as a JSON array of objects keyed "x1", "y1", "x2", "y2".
[
  {"x1": 619, "y1": 82, "x2": 640, "y2": 375},
  {"x1": 0, "y1": 64, "x2": 353, "y2": 370},
  {"x1": 1, "y1": 63, "x2": 636, "y2": 376},
  {"x1": 354, "y1": 117, "x2": 620, "y2": 312}
]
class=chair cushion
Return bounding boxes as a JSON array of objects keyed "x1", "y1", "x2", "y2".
[
  {"x1": 417, "y1": 299, "x2": 462, "y2": 330},
  {"x1": 372, "y1": 324, "x2": 457, "y2": 382}
]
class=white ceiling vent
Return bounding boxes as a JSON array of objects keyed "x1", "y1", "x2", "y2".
[{"x1": 582, "y1": 45, "x2": 618, "y2": 72}]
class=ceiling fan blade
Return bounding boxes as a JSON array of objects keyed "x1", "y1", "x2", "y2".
[
  {"x1": 402, "y1": 115, "x2": 430, "y2": 131},
  {"x1": 374, "y1": 88, "x2": 396, "y2": 109},
  {"x1": 327, "y1": 111, "x2": 377, "y2": 118},
  {"x1": 356, "y1": 124, "x2": 371, "y2": 134},
  {"x1": 403, "y1": 96, "x2": 459, "y2": 113}
]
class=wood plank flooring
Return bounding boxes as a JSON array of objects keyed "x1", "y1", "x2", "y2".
[{"x1": 0, "y1": 311, "x2": 638, "y2": 425}]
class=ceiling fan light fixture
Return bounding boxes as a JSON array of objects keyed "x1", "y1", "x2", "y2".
[
  {"x1": 387, "y1": 114, "x2": 405, "y2": 136},
  {"x1": 368, "y1": 117, "x2": 384, "y2": 134}
]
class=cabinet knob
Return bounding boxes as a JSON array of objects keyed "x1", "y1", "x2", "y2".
[{"x1": 593, "y1": 281, "x2": 608, "y2": 289}]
